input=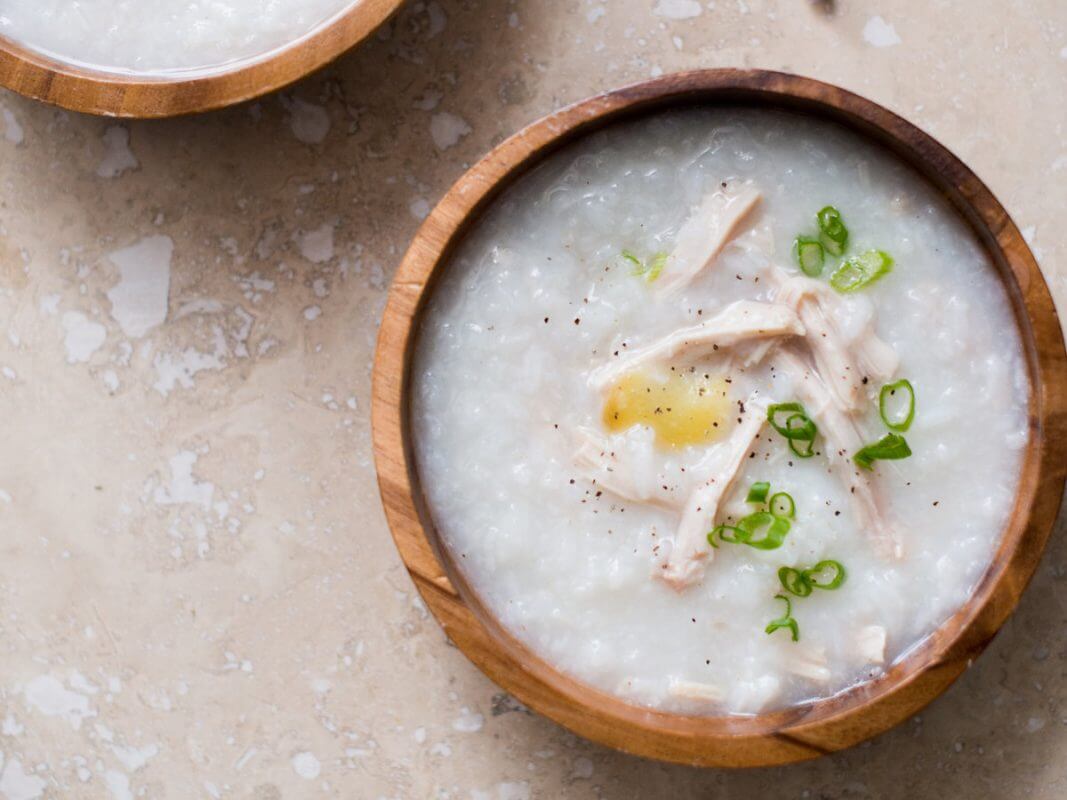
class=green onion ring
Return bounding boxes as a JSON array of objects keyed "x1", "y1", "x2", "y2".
[
  {"x1": 854, "y1": 432, "x2": 912, "y2": 470},
  {"x1": 736, "y1": 512, "x2": 791, "y2": 550},
  {"x1": 806, "y1": 559, "x2": 847, "y2": 590},
  {"x1": 793, "y1": 236, "x2": 825, "y2": 277},
  {"x1": 879, "y1": 379, "x2": 916, "y2": 432},
  {"x1": 746, "y1": 481, "x2": 771, "y2": 505},
  {"x1": 777, "y1": 566, "x2": 813, "y2": 597},
  {"x1": 769, "y1": 492, "x2": 796, "y2": 519},
  {"x1": 767, "y1": 403, "x2": 817, "y2": 441},
  {"x1": 764, "y1": 594, "x2": 800, "y2": 641},
  {"x1": 830, "y1": 249, "x2": 893, "y2": 293}
]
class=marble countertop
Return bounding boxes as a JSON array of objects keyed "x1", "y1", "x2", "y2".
[{"x1": 0, "y1": 1, "x2": 1065, "y2": 797}]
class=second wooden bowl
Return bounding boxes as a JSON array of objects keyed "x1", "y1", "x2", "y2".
[
  {"x1": 372, "y1": 69, "x2": 1067, "y2": 767},
  {"x1": 0, "y1": 0, "x2": 403, "y2": 117}
]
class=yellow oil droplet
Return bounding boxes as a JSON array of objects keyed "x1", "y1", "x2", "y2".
[{"x1": 602, "y1": 369, "x2": 731, "y2": 448}]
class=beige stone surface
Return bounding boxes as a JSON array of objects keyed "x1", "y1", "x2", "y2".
[{"x1": 0, "y1": 0, "x2": 1065, "y2": 797}]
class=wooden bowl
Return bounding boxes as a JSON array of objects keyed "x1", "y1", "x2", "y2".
[
  {"x1": 372, "y1": 69, "x2": 1067, "y2": 767},
  {"x1": 0, "y1": 0, "x2": 403, "y2": 117}
]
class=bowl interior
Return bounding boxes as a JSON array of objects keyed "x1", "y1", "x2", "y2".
[
  {"x1": 373, "y1": 70, "x2": 1067, "y2": 766},
  {"x1": 0, "y1": 0, "x2": 404, "y2": 117}
]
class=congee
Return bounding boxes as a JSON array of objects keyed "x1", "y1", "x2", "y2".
[
  {"x1": 411, "y1": 108, "x2": 1028, "y2": 714},
  {"x1": 0, "y1": 0, "x2": 361, "y2": 74}
]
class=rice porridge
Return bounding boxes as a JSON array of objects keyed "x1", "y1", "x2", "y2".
[
  {"x1": 0, "y1": 0, "x2": 361, "y2": 74},
  {"x1": 411, "y1": 107, "x2": 1029, "y2": 714}
]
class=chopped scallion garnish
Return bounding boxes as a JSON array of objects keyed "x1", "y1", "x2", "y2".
[
  {"x1": 746, "y1": 481, "x2": 771, "y2": 505},
  {"x1": 778, "y1": 560, "x2": 847, "y2": 596},
  {"x1": 853, "y1": 433, "x2": 912, "y2": 470},
  {"x1": 622, "y1": 249, "x2": 667, "y2": 282},
  {"x1": 879, "y1": 379, "x2": 916, "y2": 432},
  {"x1": 709, "y1": 511, "x2": 791, "y2": 551},
  {"x1": 793, "y1": 236, "x2": 825, "y2": 277},
  {"x1": 769, "y1": 492, "x2": 795, "y2": 519},
  {"x1": 767, "y1": 402, "x2": 818, "y2": 458},
  {"x1": 817, "y1": 206, "x2": 849, "y2": 256},
  {"x1": 765, "y1": 594, "x2": 799, "y2": 641},
  {"x1": 830, "y1": 249, "x2": 892, "y2": 293}
]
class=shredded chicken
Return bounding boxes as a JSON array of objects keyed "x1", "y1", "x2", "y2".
[
  {"x1": 773, "y1": 268, "x2": 898, "y2": 411},
  {"x1": 659, "y1": 395, "x2": 768, "y2": 590},
  {"x1": 655, "y1": 184, "x2": 762, "y2": 295},
  {"x1": 786, "y1": 642, "x2": 831, "y2": 683},
  {"x1": 857, "y1": 625, "x2": 887, "y2": 664},
  {"x1": 572, "y1": 427, "x2": 679, "y2": 510},
  {"x1": 589, "y1": 300, "x2": 803, "y2": 392},
  {"x1": 668, "y1": 680, "x2": 724, "y2": 704},
  {"x1": 776, "y1": 350, "x2": 903, "y2": 559}
]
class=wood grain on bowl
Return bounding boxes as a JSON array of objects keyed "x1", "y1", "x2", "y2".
[
  {"x1": 371, "y1": 69, "x2": 1067, "y2": 767},
  {"x1": 0, "y1": 0, "x2": 403, "y2": 118}
]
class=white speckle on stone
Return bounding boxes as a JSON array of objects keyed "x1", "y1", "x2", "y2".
[
  {"x1": 452, "y1": 707, "x2": 484, "y2": 733},
  {"x1": 2, "y1": 714, "x2": 24, "y2": 735},
  {"x1": 508, "y1": 11, "x2": 519, "y2": 27},
  {"x1": 430, "y1": 112, "x2": 472, "y2": 150},
  {"x1": 97, "y1": 125, "x2": 139, "y2": 178},
  {"x1": 0, "y1": 758, "x2": 46, "y2": 800},
  {"x1": 497, "y1": 782, "x2": 531, "y2": 800},
  {"x1": 409, "y1": 197, "x2": 431, "y2": 220},
  {"x1": 587, "y1": 6, "x2": 605, "y2": 23},
  {"x1": 285, "y1": 97, "x2": 331, "y2": 145},
  {"x1": 2, "y1": 366, "x2": 15, "y2": 380},
  {"x1": 653, "y1": 0, "x2": 702, "y2": 19},
  {"x1": 2, "y1": 108, "x2": 24, "y2": 145},
  {"x1": 111, "y1": 742, "x2": 159, "y2": 772},
  {"x1": 1060, "y1": 46, "x2": 1067, "y2": 59},
  {"x1": 23, "y1": 674, "x2": 95, "y2": 730},
  {"x1": 153, "y1": 451, "x2": 214, "y2": 510},
  {"x1": 297, "y1": 224, "x2": 335, "y2": 264},
  {"x1": 61, "y1": 312, "x2": 107, "y2": 364},
  {"x1": 39, "y1": 294, "x2": 60, "y2": 315},
  {"x1": 863, "y1": 16, "x2": 901, "y2": 47},
  {"x1": 106, "y1": 235, "x2": 173, "y2": 337},
  {"x1": 104, "y1": 769, "x2": 133, "y2": 800},
  {"x1": 291, "y1": 751, "x2": 321, "y2": 780},
  {"x1": 303, "y1": 305, "x2": 322, "y2": 321},
  {"x1": 1027, "y1": 716, "x2": 1046, "y2": 732},
  {"x1": 413, "y1": 726, "x2": 427, "y2": 743},
  {"x1": 413, "y1": 88, "x2": 444, "y2": 111},
  {"x1": 571, "y1": 756, "x2": 594, "y2": 779}
]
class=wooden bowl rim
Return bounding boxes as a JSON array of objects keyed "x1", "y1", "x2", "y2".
[
  {"x1": 371, "y1": 69, "x2": 1067, "y2": 767},
  {"x1": 0, "y1": 0, "x2": 403, "y2": 117}
]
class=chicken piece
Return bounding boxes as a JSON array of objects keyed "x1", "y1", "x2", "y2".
[
  {"x1": 857, "y1": 625, "x2": 887, "y2": 665},
  {"x1": 668, "y1": 680, "x2": 724, "y2": 704},
  {"x1": 589, "y1": 300, "x2": 804, "y2": 392},
  {"x1": 786, "y1": 642, "x2": 831, "y2": 683},
  {"x1": 655, "y1": 184, "x2": 762, "y2": 295},
  {"x1": 776, "y1": 350, "x2": 903, "y2": 559},
  {"x1": 773, "y1": 268, "x2": 898, "y2": 411},
  {"x1": 659, "y1": 395, "x2": 768, "y2": 590},
  {"x1": 572, "y1": 426, "x2": 680, "y2": 510}
]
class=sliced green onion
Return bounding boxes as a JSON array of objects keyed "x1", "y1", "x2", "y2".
[
  {"x1": 621, "y1": 249, "x2": 642, "y2": 269},
  {"x1": 805, "y1": 559, "x2": 847, "y2": 590},
  {"x1": 746, "y1": 481, "x2": 771, "y2": 505},
  {"x1": 768, "y1": 403, "x2": 818, "y2": 459},
  {"x1": 736, "y1": 511, "x2": 791, "y2": 550},
  {"x1": 708, "y1": 513, "x2": 791, "y2": 551},
  {"x1": 769, "y1": 492, "x2": 795, "y2": 519},
  {"x1": 646, "y1": 251, "x2": 667, "y2": 282},
  {"x1": 623, "y1": 249, "x2": 668, "y2": 282},
  {"x1": 854, "y1": 433, "x2": 912, "y2": 470},
  {"x1": 793, "y1": 236, "x2": 825, "y2": 277},
  {"x1": 767, "y1": 403, "x2": 816, "y2": 441},
  {"x1": 777, "y1": 566, "x2": 812, "y2": 597},
  {"x1": 830, "y1": 249, "x2": 893, "y2": 293},
  {"x1": 778, "y1": 560, "x2": 848, "y2": 597},
  {"x1": 765, "y1": 594, "x2": 799, "y2": 641},
  {"x1": 879, "y1": 379, "x2": 916, "y2": 432},
  {"x1": 817, "y1": 206, "x2": 848, "y2": 256}
]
